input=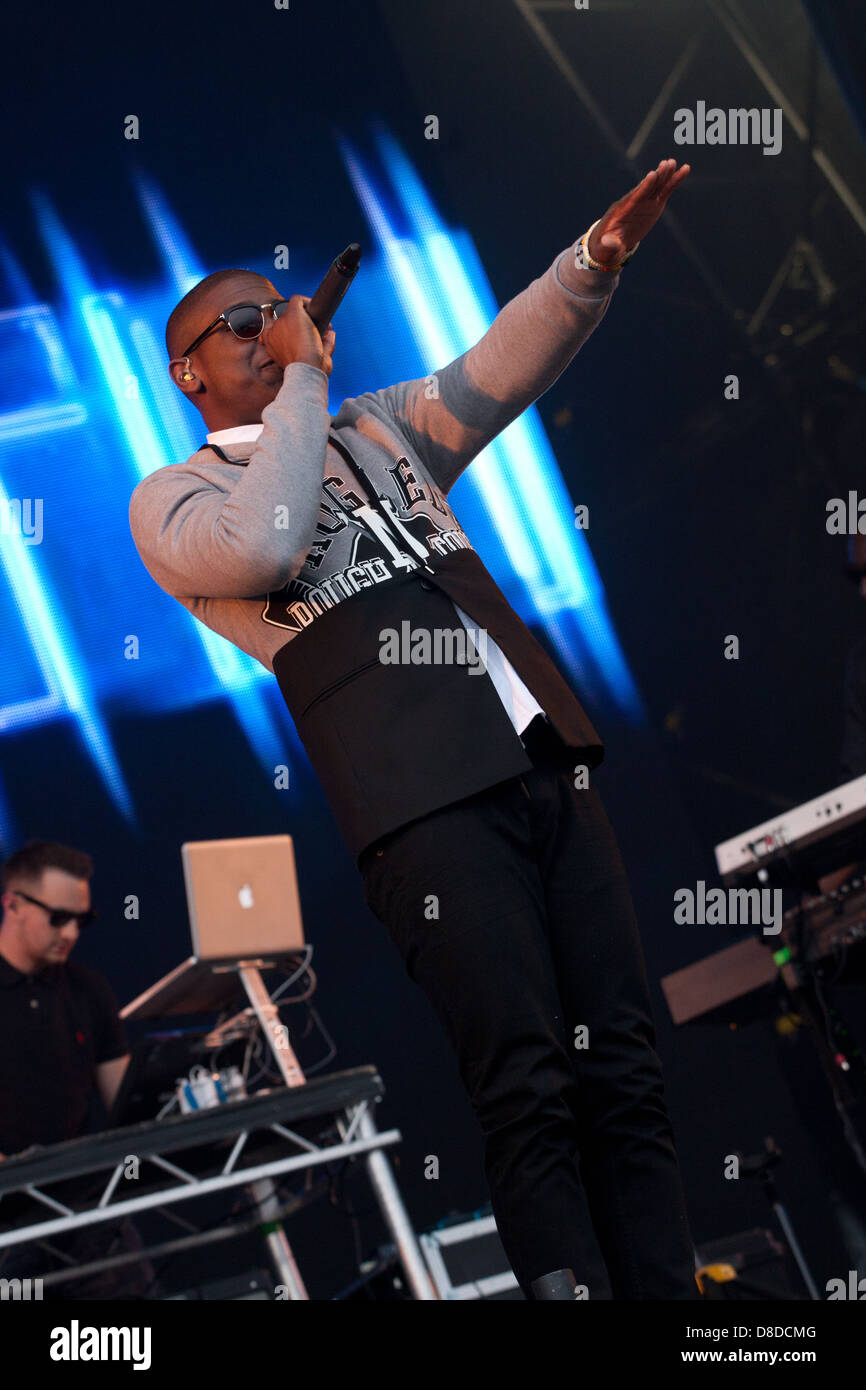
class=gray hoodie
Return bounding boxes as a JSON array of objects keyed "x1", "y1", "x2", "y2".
[{"x1": 129, "y1": 241, "x2": 619, "y2": 676}]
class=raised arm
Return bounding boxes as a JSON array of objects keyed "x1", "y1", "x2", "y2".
[
  {"x1": 129, "y1": 361, "x2": 331, "y2": 599},
  {"x1": 354, "y1": 159, "x2": 690, "y2": 495}
]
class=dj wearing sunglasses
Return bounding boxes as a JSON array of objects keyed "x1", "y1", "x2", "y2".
[
  {"x1": 0, "y1": 841, "x2": 154, "y2": 1298},
  {"x1": 10, "y1": 888, "x2": 97, "y2": 932},
  {"x1": 0, "y1": 841, "x2": 128, "y2": 1159}
]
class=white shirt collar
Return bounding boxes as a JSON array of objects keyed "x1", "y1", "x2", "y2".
[{"x1": 205, "y1": 423, "x2": 264, "y2": 447}]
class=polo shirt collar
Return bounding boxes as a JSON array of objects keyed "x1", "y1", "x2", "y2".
[{"x1": 0, "y1": 953, "x2": 61, "y2": 988}]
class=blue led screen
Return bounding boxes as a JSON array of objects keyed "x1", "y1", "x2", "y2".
[{"x1": 0, "y1": 129, "x2": 644, "y2": 844}]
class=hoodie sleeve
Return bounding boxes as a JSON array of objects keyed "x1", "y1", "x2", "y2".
[
  {"x1": 129, "y1": 361, "x2": 331, "y2": 599},
  {"x1": 349, "y1": 242, "x2": 621, "y2": 495}
]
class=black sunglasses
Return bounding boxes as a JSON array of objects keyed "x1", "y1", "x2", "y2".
[
  {"x1": 180, "y1": 299, "x2": 291, "y2": 359},
  {"x1": 13, "y1": 890, "x2": 96, "y2": 930}
]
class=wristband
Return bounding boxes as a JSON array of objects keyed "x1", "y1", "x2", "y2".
[{"x1": 575, "y1": 220, "x2": 639, "y2": 273}]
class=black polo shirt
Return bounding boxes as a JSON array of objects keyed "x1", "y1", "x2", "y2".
[{"x1": 0, "y1": 954, "x2": 127, "y2": 1156}]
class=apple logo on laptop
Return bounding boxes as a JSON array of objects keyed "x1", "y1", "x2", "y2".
[{"x1": 238, "y1": 882, "x2": 254, "y2": 909}]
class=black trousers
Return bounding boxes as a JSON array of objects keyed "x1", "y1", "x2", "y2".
[{"x1": 359, "y1": 733, "x2": 700, "y2": 1300}]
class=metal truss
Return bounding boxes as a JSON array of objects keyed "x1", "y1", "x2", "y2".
[
  {"x1": 512, "y1": 0, "x2": 866, "y2": 350},
  {"x1": 0, "y1": 1068, "x2": 439, "y2": 1300}
]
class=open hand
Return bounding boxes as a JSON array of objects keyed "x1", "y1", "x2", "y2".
[{"x1": 588, "y1": 158, "x2": 690, "y2": 267}]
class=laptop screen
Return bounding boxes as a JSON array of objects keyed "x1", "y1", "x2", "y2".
[{"x1": 181, "y1": 835, "x2": 306, "y2": 961}]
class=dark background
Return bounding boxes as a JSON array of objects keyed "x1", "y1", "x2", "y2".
[{"x1": 2, "y1": 0, "x2": 866, "y2": 1297}]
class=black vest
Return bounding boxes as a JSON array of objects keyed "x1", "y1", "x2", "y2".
[
  {"x1": 271, "y1": 544, "x2": 604, "y2": 864},
  {"x1": 201, "y1": 436, "x2": 604, "y2": 863}
]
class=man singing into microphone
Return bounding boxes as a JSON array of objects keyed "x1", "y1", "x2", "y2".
[{"x1": 130, "y1": 159, "x2": 698, "y2": 1300}]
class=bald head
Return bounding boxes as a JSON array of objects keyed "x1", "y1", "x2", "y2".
[{"x1": 165, "y1": 268, "x2": 268, "y2": 360}]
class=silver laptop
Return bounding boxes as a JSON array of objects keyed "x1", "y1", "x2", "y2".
[
  {"x1": 122, "y1": 835, "x2": 305, "y2": 1020},
  {"x1": 181, "y1": 834, "x2": 305, "y2": 961}
]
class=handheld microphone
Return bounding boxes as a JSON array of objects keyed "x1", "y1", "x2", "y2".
[{"x1": 305, "y1": 243, "x2": 362, "y2": 334}]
